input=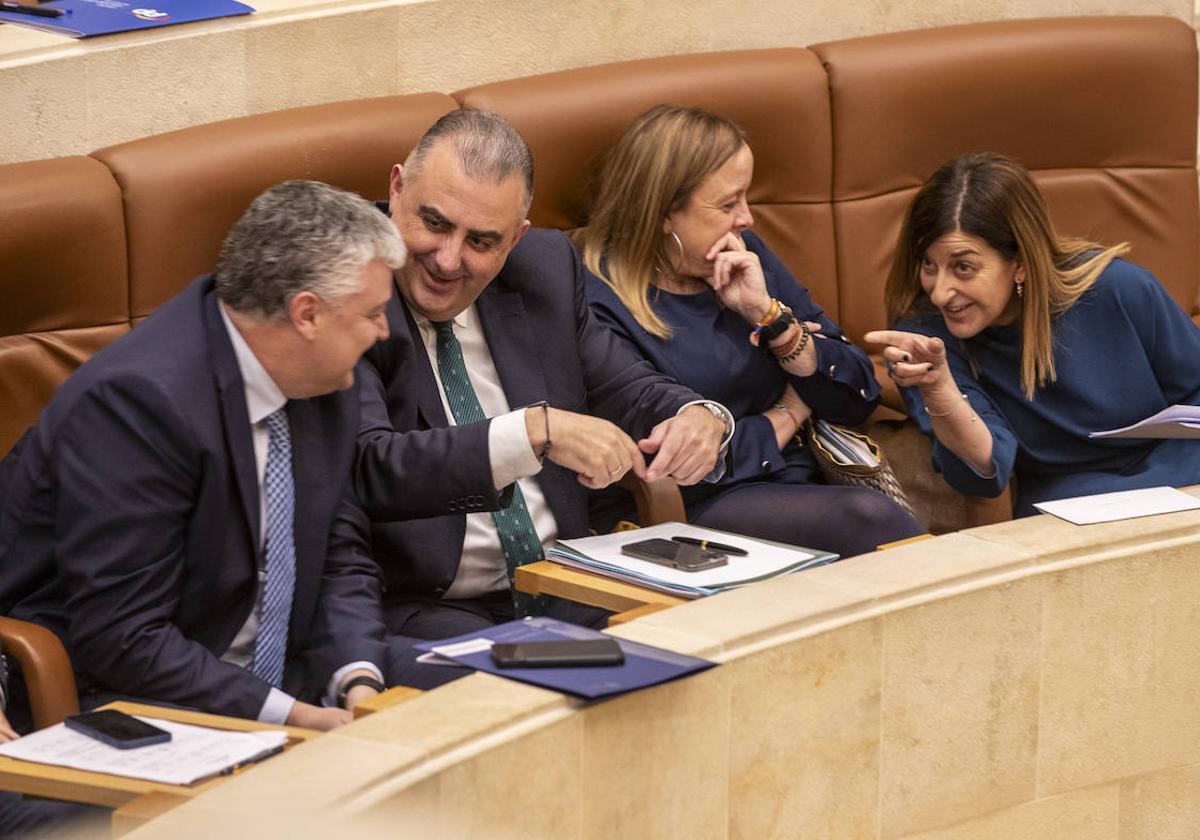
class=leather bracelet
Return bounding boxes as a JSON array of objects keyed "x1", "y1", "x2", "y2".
[
  {"x1": 776, "y1": 323, "x2": 812, "y2": 363},
  {"x1": 758, "y1": 308, "x2": 796, "y2": 344},
  {"x1": 337, "y1": 674, "x2": 386, "y2": 708},
  {"x1": 528, "y1": 400, "x2": 552, "y2": 460},
  {"x1": 768, "y1": 321, "x2": 804, "y2": 359},
  {"x1": 749, "y1": 299, "x2": 791, "y2": 345}
]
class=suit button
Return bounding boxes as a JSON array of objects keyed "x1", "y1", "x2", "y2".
[
  {"x1": 448, "y1": 501, "x2": 458, "y2": 512},
  {"x1": 828, "y1": 364, "x2": 837, "y2": 376},
  {"x1": 432, "y1": 587, "x2": 445, "y2": 596},
  {"x1": 760, "y1": 460, "x2": 771, "y2": 472},
  {"x1": 860, "y1": 388, "x2": 868, "y2": 398}
]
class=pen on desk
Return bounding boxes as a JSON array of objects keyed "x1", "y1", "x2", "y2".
[
  {"x1": 220, "y1": 744, "x2": 285, "y2": 776},
  {"x1": 0, "y1": 2, "x2": 65, "y2": 17},
  {"x1": 671, "y1": 536, "x2": 749, "y2": 556}
]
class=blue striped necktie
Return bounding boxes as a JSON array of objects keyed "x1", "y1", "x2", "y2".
[
  {"x1": 433, "y1": 320, "x2": 545, "y2": 616},
  {"x1": 253, "y1": 407, "x2": 296, "y2": 688}
]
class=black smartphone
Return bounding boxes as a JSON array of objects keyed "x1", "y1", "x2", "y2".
[
  {"x1": 620, "y1": 537, "x2": 728, "y2": 572},
  {"x1": 64, "y1": 710, "x2": 172, "y2": 750},
  {"x1": 490, "y1": 639, "x2": 625, "y2": 668}
]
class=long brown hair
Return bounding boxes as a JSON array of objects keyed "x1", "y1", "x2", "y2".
[
  {"x1": 579, "y1": 105, "x2": 747, "y2": 338},
  {"x1": 885, "y1": 152, "x2": 1128, "y2": 399}
]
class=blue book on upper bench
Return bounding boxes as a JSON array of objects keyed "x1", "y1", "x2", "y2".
[
  {"x1": 0, "y1": 0, "x2": 253, "y2": 38},
  {"x1": 413, "y1": 616, "x2": 716, "y2": 701}
]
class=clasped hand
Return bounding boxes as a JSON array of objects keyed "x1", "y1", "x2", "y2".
[
  {"x1": 532, "y1": 406, "x2": 723, "y2": 489},
  {"x1": 704, "y1": 232, "x2": 774, "y2": 323},
  {"x1": 864, "y1": 329, "x2": 952, "y2": 390}
]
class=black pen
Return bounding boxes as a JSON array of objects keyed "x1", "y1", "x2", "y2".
[
  {"x1": 672, "y1": 536, "x2": 749, "y2": 556},
  {"x1": 220, "y1": 744, "x2": 285, "y2": 776},
  {"x1": 0, "y1": 2, "x2": 65, "y2": 17}
]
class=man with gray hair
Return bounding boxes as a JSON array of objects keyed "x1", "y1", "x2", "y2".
[
  {"x1": 356, "y1": 110, "x2": 732, "y2": 687},
  {"x1": 0, "y1": 180, "x2": 401, "y2": 730}
]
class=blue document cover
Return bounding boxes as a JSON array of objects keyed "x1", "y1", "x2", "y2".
[
  {"x1": 413, "y1": 617, "x2": 716, "y2": 701},
  {"x1": 0, "y1": 1, "x2": 254, "y2": 38}
]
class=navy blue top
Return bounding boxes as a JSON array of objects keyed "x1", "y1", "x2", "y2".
[
  {"x1": 896, "y1": 258, "x2": 1200, "y2": 513},
  {"x1": 584, "y1": 231, "x2": 880, "y2": 513}
]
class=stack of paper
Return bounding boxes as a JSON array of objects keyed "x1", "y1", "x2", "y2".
[
  {"x1": 1090, "y1": 404, "x2": 1200, "y2": 439},
  {"x1": 548, "y1": 522, "x2": 837, "y2": 599},
  {"x1": 0, "y1": 717, "x2": 288, "y2": 785}
]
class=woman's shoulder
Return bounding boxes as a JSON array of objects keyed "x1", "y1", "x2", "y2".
[{"x1": 1084, "y1": 257, "x2": 1170, "y2": 308}]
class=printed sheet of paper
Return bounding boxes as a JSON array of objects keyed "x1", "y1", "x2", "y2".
[
  {"x1": 0, "y1": 717, "x2": 287, "y2": 785},
  {"x1": 1033, "y1": 486, "x2": 1200, "y2": 525}
]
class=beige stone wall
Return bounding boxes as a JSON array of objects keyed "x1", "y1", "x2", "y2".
[
  {"x1": 0, "y1": 0, "x2": 1194, "y2": 165},
  {"x1": 125, "y1": 500, "x2": 1200, "y2": 839}
]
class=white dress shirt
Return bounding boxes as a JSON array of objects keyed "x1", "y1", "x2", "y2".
[
  {"x1": 411, "y1": 304, "x2": 559, "y2": 599},
  {"x1": 218, "y1": 305, "x2": 381, "y2": 723}
]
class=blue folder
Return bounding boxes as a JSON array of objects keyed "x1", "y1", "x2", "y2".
[
  {"x1": 0, "y1": 1, "x2": 253, "y2": 38},
  {"x1": 413, "y1": 617, "x2": 716, "y2": 701}
]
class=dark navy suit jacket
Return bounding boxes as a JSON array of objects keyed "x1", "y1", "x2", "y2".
[
  {"x1": 354, "y1": 228, "x2": 702, "y2": 603},
  {"x1": 0, "y1": 276, "x2": 388, "y2": 719}
]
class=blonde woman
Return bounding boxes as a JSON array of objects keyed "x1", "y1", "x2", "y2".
[
  {"x1": 580, "y1": 105, "x2": 923, "y2": 556},
  {"x1": 868, "y1": 152, "x2": 1200, "y2": 516}
]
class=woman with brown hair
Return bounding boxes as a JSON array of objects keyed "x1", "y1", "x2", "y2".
[
  {"x1": 579, "y1": 104, "x2": 923, "y2": 556},
  {"x1": 867, "y1": 152, "x2": 1200, "y2": 516}
]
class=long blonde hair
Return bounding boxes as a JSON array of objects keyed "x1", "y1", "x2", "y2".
[
  {"x1": 885, "y1": 152, "x2": 1129, "y2": 399},
  {"x1": 579, "y1": 105, "x2": 747, "y2": 338}
]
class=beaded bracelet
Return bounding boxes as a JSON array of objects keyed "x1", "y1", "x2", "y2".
[
  {"x1": 775, "y1": 323, "x2": 812, "y2": 363},
  {"x1": 528, "y1": 400, "x2": 552, "y2": 459}
]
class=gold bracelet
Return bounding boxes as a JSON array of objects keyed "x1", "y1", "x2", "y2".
[{"x1": 923, "y1": 392, "x2": 970, "y2": 418}]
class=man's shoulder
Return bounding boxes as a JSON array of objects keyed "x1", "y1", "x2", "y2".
[
  {"x1": 42, "y1": 277, "x2": 217, "y2": 427},
  {"x1": 501, "y1": 227, "x2": 575, "y2": 277}
]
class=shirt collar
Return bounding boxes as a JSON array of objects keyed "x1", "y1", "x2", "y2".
[
  {"x1": 218, "y1": 302, "x2": 287, "y2": 425},
  {"x1": 412, "y1": 303, "x2": 479, "y2": 338}
]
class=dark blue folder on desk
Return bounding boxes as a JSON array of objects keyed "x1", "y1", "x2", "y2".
[
  {"x1": 413, "y1": 617, "x2": 716, "y2": 701},
  {"x1": 0, "y1": 0, "x2": 253, "y2": 38}
]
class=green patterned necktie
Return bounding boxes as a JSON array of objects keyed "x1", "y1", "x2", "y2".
[{"x1": 432, "y1": 320, "x2": 545, "y2": 616}]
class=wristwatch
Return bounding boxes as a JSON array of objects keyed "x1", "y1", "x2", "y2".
[
  {"x1": 337, "y1": 674, "x2": 386, "y2": 708},
  {"x1": 699, "y1": 400, "x2": 734, "y2": 440},
  {"x1": 758, "y1": 305, "x2": 796, "y2": 344}
]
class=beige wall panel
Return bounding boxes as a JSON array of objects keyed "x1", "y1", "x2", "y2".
[
  {"x1": 1119, "y1": 762, "x2": 1200, "y2": 840},
  {"x1": 728, "y1": 620, "x2": 882, "y2": 840},
  {"x1": 343, "y1": 671, "x2": 568, "y2": 754},
  {"x1": 245, "y1": 8, "x2": 400, "y2": 114},
  {"x1": 412, "y1": 716, "x2": 583, "y2": 839},
  {"x1": 879, "y1": 580, "x2": 1042, "y2": 837},
  {"x1": 0, "y1": 1, "x2": 1193, "y2": 165},
  {"x1": 900, "y1": 785, "x2": 1118, "y2": 840},
  {"x1": 580, "y1": 665, "x2": 730, "y2": 839},
  {"x1": 81, "y1": 28, "x2": 250, "y2": 151},
  {"x1": 1037, "y1": 542, "x2": 1200, "y2": 795}
]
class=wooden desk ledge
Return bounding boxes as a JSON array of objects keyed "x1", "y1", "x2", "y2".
[
  {"x1": 515, "y1": 560, "x2": 687, "y2": 613},
  {"x1": 876, "y1": 533, "x2": 935, "y2": 551},
  {"x1": 353, "y1": 686, "x2": 423, "y2": 719}
]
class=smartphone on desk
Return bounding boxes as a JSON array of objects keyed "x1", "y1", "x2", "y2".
[
  {"x1": 491, "y1": 639, "x2": 625, "y2": 668},
  {"x1": 64, "y1": 710, "x2": 172, "y2": 750},
  {"x1": 621, "y1": 537, "x2": 728, "y2": 572}
]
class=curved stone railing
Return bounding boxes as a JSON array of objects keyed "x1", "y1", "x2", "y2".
[{"x1": 127, "y1": 494, "x2": 1200, "y2": 839}]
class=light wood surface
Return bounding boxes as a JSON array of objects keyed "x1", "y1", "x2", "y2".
[
  {"x1": 0, "y1": 701, "x2": 318, "y2": 809},
  {"x1": 353, "y1": 686, "x2": 423, "y2": 719},
  {"x1": 111, "y1": 791, "x2": 191, "y2": 837},
  {"x1": 606, "y1": 603, "x2": 675, "y2": 626},
  {"x1": 515, "y1": 560, "x2": 687, "y2": 613},
  {"x1": 876, "y1": 533, "x2": 936, "y2": 551}
]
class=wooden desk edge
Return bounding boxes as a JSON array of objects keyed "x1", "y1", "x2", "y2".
[{"x1": 515, "y1": 561, "x2": 687, "y2": 612}]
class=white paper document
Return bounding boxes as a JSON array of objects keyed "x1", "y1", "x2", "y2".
[
  {"x1": 1090, "y1": 404, "x2": 1200, "y2": 439},
  {"x1": 549, "y1": 522, "x2": 837, "y2": 599},
  {"x1": 1033, "y1": 486, "x2": 1200, "y2": 525},
  {"x1": 0, "y1": 716, "x2": 289, "y2": 786}
]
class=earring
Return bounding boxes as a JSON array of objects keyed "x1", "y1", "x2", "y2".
[
  {"x1": 1015, "y1": 278, "x2": 1024, "y2": 299},
  {"x1": 669, "y1": 231, "x2": 684, "y2": 265}
]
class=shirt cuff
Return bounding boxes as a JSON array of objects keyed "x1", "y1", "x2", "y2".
[
  {"x1": 325, "y1": 661, "x2": 385, "y2": 708},
  {"x1": 489, "y1": 408, "x2": 543, "y2": 491},
  {"x1": 676, "y1": 400, "x2": 734, "y2": 482},
  {"x1": 258, "y1": 688, "x2": 296, "y2": 725}
]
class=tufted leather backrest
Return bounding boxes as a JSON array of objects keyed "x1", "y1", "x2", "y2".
[
  {"x1": 0, "y1": 157, "x2": 129, "y2": 454},
  {"x1": 812, "y1": 16, "x2": 1200, "y2": 344},
  {"x1": 92, "y1": 93, "x2": 459, "y2": 321},
  {"x1": 454, "y1": 49, "x2": 840, "y2": 320}
]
